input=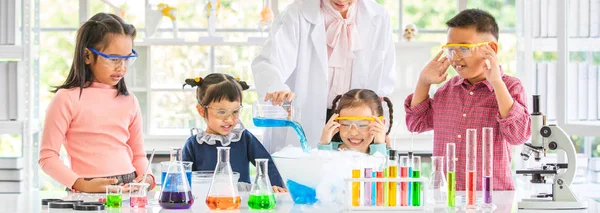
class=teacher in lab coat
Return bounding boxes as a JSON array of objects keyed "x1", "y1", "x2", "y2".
[{"x1": 252, "y1": 0, "x2": 396, "y2": 153}]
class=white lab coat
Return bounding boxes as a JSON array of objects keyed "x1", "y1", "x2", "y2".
[{"x1": 252, "y1": 0, "x2": 396, "y2": 153}]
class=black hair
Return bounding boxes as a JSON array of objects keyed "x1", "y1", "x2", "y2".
[
  {"x1": 446, "y1": 9, "x2": 499, "y2": 41},
  {"x1": 331, "y1": 89, "x2": 394, "y2": 135},
  {"x1": 52, "y1": 12, "x2": 136, "y2": 96},
  {"x1": 183, "y1": 73, "x2": 250, "y2": 107}
]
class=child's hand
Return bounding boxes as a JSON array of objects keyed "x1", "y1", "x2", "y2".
[
  {"x1": 480, "y1": 44, "x2": 502, "y2": 84},
  {"x1": 419, "y1": 50, "x2": 451, "y2": 85},
  {"x1": 370, "y1": 116, "x2": 386, "y2": 144},
  {"x1": 320, "y1": 113, "x2": 340, "y2": 144},
  {"x1": 272, "y1": 186, "x2": 288, "y2": 193},
  {"x1": 72, "y1": 178, "x2": 118, "y2": 193}
]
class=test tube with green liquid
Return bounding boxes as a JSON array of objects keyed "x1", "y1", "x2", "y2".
[
  {"x1": 411, "y1": 156, "x2": 421, "y2": 206},
  {"x1": 446, "y1": 143, "x2": 456, "y2": 207}
]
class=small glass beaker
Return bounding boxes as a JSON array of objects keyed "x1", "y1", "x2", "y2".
[
  {"x1": 129, "y1": 183, "x2": 149, "y2": 208},
  {"x1": 162, "y1": 161, "x2": 193, "y2": 187},
  {"x1": 159, "y1": 161, "x2": 194, "y2": 209},
  {"x1": 428, "y1": 156, "x2": 447, "y2": 207},
  {"x1": 206, "y1": 147, "x2": 241, "y2": 210},
  {"x1": 248, "y1": 159, "x2": 276, "y2": 210},
  {"x1": 105, "y1": 185, "x2": 123, "y2": 208}
]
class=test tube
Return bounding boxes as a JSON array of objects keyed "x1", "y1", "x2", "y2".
[
  {"x1": 446, "y1": 143, "x2": 456, "y2": 207},
  {"x1": 383, "y1": 165, "x2": 389, "y2": 206},
  {"x1": 399, "y1": 156, "x2": 409, "y2": 206},
  {"x1": 351, "y1": 158, "x2": 361, "y2": 206},
  {"x1": 376, "y1": 167, "x2": 384, "y2": 206},
  {"x1": 364, "y1": 168, "x2": 373, "y2": 206},
  {"x1": 408, "y1": 152, "x2": 413, "y2": 206},
  {"x1": 466, "y1": 129, "x2": 477, "y2": 208},
  {"x1": 388, "y1": 150, "x2": 398, "y2": 206},
  {"x1": 411, "y1": 156, "x2": 421, "y2": 206},
  {"x1": 482, "y1": 127, "x2": 494, "y2": 208},
  {"x1": 372, "y1": 169, "x2": 377, "y2": 206}
]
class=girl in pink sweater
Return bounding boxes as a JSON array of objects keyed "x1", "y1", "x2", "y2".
[{"x1": 38, "y1": 13, "x2": 155, "y2": 193}]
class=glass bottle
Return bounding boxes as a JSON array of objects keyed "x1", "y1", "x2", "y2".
[
  {"x1": 159, "y1": 161, "x2": 194, "y2": 209},
  {"x1": 206, "y1": 147, "x2": 241, "y2": 210},
  {"x1": 427, "y1": 156, "x2": 447, "y2": 207},
  {"x1": 248, "y1": 159, "x2": 276, "y2": 210}
]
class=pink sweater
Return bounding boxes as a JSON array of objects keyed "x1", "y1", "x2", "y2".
[{"x1": 38, "y1": 82, "x2": 149, "y2": 188}]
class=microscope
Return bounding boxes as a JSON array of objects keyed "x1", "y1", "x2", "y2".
[{"x1": 516, "y1": 95, "x2": 587, "y2": 209}]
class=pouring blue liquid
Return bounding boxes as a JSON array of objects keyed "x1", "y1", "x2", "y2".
[{"x1": 252, "y1": 118, "x2": 310, "y2": 153}]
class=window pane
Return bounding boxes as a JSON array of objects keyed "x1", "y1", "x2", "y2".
[
  {"x1": 39, "y1": 31, "x2": 77, "y2": 122},
  {"x1": 126, "y1": 46, "x2": 148, "y2": 88},
  {"x1": 593, "y1": 137, "x2": 600, "y2": 157},
  {"x1": 150, "y1": 91, "x2": 202, "y2": 135},
  {"x1": 133, "y1": 92, "x2": 148, "y2": 133},
  {"x1": 40, "y1": 0, "x2": 80, "y2": 27},
  {"x1": 0, "y1": 134, "x2": 22, "y2": 157},
  {"x1": 467, "y1": 0, "x2": 516, "y2": 29},
  {"x1": 567, "y1": 52, "x2": 599, "y2": 122},
  {"x1": 214, "y1": 46, "x2": 260, "y2": 85},
  {"x1": 150, "y1": 46, "x2": 211, "y2": 89},
  {"x1": 403, "y1": 0, "x2": 457, "y2": 30},
  {"x1": 90, "y1": 0, "x2": 145, "y2": 28}
]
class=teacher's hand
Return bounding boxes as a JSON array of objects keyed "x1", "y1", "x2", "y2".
[{"x1": 264, "y1": 90, "x2": 295, "y2": 106}]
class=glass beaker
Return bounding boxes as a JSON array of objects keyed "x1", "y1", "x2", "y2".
[
  {"x1": 159, "y1": 161, "x2": 194, "y2": 209},
  {"x1": 428, "y1": 156, "x2": 447, "y2": 207},
  {"x1": 252, "y1": 100, "x2": 309, "y2": 152},
  {"x1": 248, "y1": 159, "x2": 276, "y2": 210},
  {"x1": 129, "y1": 183, "x2": 149, "y2": 208},
  {"x1": 161, "y1": 161, "x2": 193, "y2": 187},
  {"x1": 105, "y1": 185, "x2": 122, "y2": 208},
  {"x1": 206, "y1": 147, "x2": 241, "y2": 210}
]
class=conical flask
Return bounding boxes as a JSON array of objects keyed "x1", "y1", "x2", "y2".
[
  {"x1": 206, "y1": 147, "x2": 241, "y2": 210},
  {"x1": 427, "y1": 156, "x2": 447, "y2": 207},
  {"x1": 159, "y1": 161, "x2": 194, "y2": 209},
  {"x1": 248, "y1": 158, "x2": 276, "y2": 210}
]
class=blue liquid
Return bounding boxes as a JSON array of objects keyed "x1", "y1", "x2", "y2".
[
  {"x1": 161, "y1": 172, "x2": 192, "y2": 188},
  {"x1": 253, "y1": 118, "x2": 310, "y2": 153},
  {"x1": 408, "y1": 167, "x2": 412, "y2": 206},
  {"x1": 371, "y1": 171, "x2": 376, "y2": 206}
]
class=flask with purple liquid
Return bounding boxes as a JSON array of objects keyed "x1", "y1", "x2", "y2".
[{"x1": 159, "y1": 161, "x2": 194, "y2": 209}]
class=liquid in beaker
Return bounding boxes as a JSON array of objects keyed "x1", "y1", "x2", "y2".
[
  {"x1": 248, "y1": 159, "x2": 276, "y2": 210},
  {"x1": 159, "y1": 161, "x2": 194, "y2": 209},
  {"x1": 206, "y1": 147, "x2": 241, "y2": 210}
]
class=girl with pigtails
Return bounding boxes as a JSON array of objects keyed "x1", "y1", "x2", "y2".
[{"x1": 318, "y1": 89, "x2": 394, "y2": 155}]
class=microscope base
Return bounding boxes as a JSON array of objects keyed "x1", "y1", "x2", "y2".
[{"x1": 518, "y1": 199, "x2": 587, "y2": 210}]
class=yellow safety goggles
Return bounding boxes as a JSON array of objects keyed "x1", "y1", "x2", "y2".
[
  {"x1": 441, "y1": 42, "x2": 491, "y2": 60},
  {"x1": 334, "y1": 116, "x2": 383, "y2": 131}
]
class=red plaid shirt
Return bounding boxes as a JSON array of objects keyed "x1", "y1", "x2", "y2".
[{"x1": 404, "y1": 74, "x2": 531, "y2": 190}]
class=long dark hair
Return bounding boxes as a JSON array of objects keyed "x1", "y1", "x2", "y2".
[
  {"x1": 182, "y1": 73, "x2": 250, "y2": 106},
  {"x1": 332, "y1": 89, "x2": 394, "y2": 135},
  {"x1": 52, "y1": 13, "x2": 136, "y2": 96}
]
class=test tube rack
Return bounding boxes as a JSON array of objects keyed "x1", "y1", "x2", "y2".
[{"x1": 344, "y1": 177, "x2": 430, "y2": 211}]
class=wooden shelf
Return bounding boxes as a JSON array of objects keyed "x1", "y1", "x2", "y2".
[{"x1": 0, "y1": 45, "x2": 23, "y2": 61}]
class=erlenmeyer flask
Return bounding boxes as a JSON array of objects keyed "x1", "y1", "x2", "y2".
[
  {"x1": 206, "y1": 147, "x2": 241, "y2": 210},
  {"x1": 248, "y1": 159, "x2": 276, "y2": 210},
  {"x1": 159, "y1": 161, "x2": 194, "y2": 209},
  {"x1": 427, "y1": 156, "x2": 447, "y2": 207}
]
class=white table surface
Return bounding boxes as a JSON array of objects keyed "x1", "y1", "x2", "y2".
[{"x1": 1, "y1": 181, "x2": 599, "y2": 213}]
